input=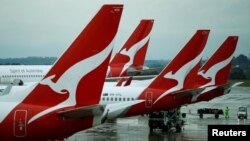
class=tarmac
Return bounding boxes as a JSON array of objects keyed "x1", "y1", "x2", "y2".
[{"x1": 66, "y1": 86, "x2": 250, "y2": 141}]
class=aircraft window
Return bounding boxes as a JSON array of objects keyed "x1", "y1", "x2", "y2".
[
  {"x1": 123, "y1": 98, "x2": 126, "y2": 101},
  {"x1": 111, "y1": 98, "x2": 113, "y2": 101},
  {"x1": 107, "y1": 98, "x2": 109, "y2": 101},
  {"x1": 115, "y1": 98, "x2": 117, "y2": 101},
  {"x1": 119, "y1": 98, "x2": 121, "y2": 101},
  {"x1": 127, "y1": 98, "x2": 130, "y2": 101},
  {"x1": 132, "y1": 98, "x2": 134, "y2": 101},
  {"x1": 102, "y1": 97, "x2": 105, "y2": 101}
]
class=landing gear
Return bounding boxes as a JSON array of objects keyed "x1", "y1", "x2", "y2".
[{"x1": 148, "y1": 109, "x2": 184, "y2": 133}]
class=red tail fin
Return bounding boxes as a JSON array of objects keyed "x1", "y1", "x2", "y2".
[
  {"x1": 146, "y1": 30, "x2": 209, "y2": 104},
  {"x1": 150, "y1": 30, "x2": 209, "y2": 90},
  {"x1": 21, "y1": 5, "x2": 123, "y2": 123},
  {"x1": 108, "y1": 19, "x2": 154, "y2": 77},
  {"x1": 196, "y1": 36, "x2": 238, "y2": 87}
]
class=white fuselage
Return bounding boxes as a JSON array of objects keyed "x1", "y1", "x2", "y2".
[
  {"x1": 0, "y1": 65, "x2": 51, "y2": 84},
  {"x1": 0, "y1": 64, "x2": 149, "y2": 84}
]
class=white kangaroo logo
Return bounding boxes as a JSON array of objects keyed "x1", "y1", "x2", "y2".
[
  {"x1": 153, "y1": 51, "x2": 203, "y2": 104},
  {"x1": 198, "y1": 53, "x2": 234, "y2": 88},
  {"x1": 40, "y1": 75, "x2": 67, "y2": 94},
  {"x1": 191, "y1": 52, "x2": 234, "y2": 102},
  {"x1": 119, "y1": 34, "x2": 150, "y2": 76},
  {"x1": 28, "y1": 40, "x2": 114, "y2": 124}
]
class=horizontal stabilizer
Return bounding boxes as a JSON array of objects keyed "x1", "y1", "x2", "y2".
[
  {"x1": 106, "y1": 75, "x2": 156, "y2": 82},
  {"x1": 231, "y1": 82, "x2": 243, "y2": 87},
  {"x1": 104, "y1": 100, "x2": 145, "y2": 119},
  {"x1": 200, "y1": 82, "x2": 239, "y2": 95},
  {"x1": 127, "y1": 67, "x2": 162, "y2": 75},
  {"x1": 58, "y1": 105, "x2": 104, "y2": 118},
  {"x1": 172, "y1": 87, "x2": 205, "y2": 98}
]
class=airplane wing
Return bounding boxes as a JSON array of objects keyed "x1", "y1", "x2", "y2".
[{"x1": 58, "y1": 104, "x2": 104, "y2": 118}]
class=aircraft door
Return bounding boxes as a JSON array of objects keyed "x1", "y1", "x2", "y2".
[
  {"x1": 13, "y1": 110, "x2": 27, "y2": 137},
  {"x1": 145, "y1": 92, "x2": 153, "y2": 108}
]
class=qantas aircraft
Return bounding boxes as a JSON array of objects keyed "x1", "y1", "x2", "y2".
[
  {"x1": 0, "y1": 4, "x2": 123, "y2": 140},
  {"x1": 99, "y1": 29, "x2": 210, "y2": 119},
  {"x1": 149, "y1": 36, "x2": 240, "y2": 111},
  {"x1": 0, "y1": 19, "x2": 154, "y2": 85},
  {"x1": 108, "y1": 19, "x2": 154, "y2": 77},
  {"x1": 188, "y1": 36, "x2": 240, "y2": 103},
  {"x1": 98, "y1": 32, "x2": 240, "y2": 121}
]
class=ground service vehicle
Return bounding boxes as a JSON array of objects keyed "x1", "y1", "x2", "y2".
[
  {"x1": 237, "y1": 106, "x2": 247, "y2": 119},
  {"x1": 197, "y1": 108, "x2": 223, "y2": 119}
]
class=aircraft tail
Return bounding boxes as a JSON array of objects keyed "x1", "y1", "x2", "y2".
[
  {"x1": 196, "y1": 36, "x2": 238, "y2": 87},
  {"x1": 108, "y1": 19, "x2": 154, "y2": 77},
  {"x1": 148, "y1": 30, "x2": 209, "y2": 104},
  {"x1": 24, "y1": 4, "x2": 123, "y2": 109},
  {"x1": 150, "y1": 30, "x2": 209, "y2": 90}
]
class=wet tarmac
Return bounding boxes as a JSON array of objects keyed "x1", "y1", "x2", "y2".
[{"x1": 66, "y1": 87, "x2": 250, "y2": 141}]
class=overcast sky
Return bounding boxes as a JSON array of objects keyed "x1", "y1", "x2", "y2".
[{"x1": 0, "y1": 0, "x2": 249, "y2": 60}]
